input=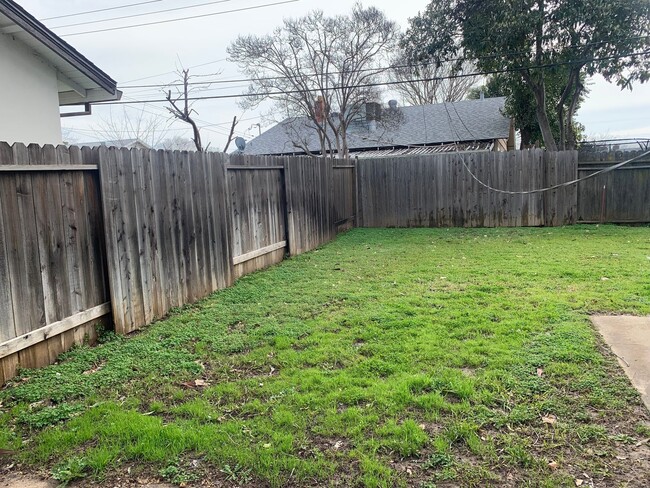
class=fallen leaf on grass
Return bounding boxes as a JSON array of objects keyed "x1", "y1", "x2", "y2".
[
  {"x1": 600, "y1": 277, "x2": 610, "y2": 281},
  {"x1": 263, "y1": 443, "x2": 272, "y2": 449},
  {"x1": 333, "y1": 441, "x2": 343, "y2": 450},
  {"x1": 548, "y1": 461, "x2": 558, "y2": 470},
  {"x1": 575, "y1": 479, "x2": 584, "y2": 486},
  {"x1": 181, "y1": 379, "x2": 210, "y2": 389},
  {"x1": 82, "y1": 363, "x2": 104, "y2": 375},
  {"x1": 635, "y1": 438, "x2": 650, "y2": 447},
  {"x1": 542, "y1": 415, "x2": 557, "y2": 425}
]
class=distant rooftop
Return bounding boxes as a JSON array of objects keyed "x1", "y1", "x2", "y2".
[
  {"x1": 241, "y1": 97, "x2": 510, "y2": 156},
  {"x1": 73, "y1": 139, "x2": 151, "y2": 149}
]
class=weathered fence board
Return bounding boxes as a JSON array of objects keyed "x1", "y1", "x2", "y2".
[
  {"x1": 98, "y1": 148, "x2": 234, "y2": 335},
  {"x1": 284, "y1": 157, "x2": 335, "y2": 255},
  {"x1": 333, "y1": 160, "x2": 356, "y2": 231},
  {"x1": 357, "y1": 150, "x2": 578, "y2": 228},
  {"x1": 577, "y1": 152, "x2": 650, "y2": 223},
  {"x1": 227, "y1": 155, "x2": 287, "y2": 278},
  {"x1": 0, "y1": 142, "x2": 109, "y2": 383}
]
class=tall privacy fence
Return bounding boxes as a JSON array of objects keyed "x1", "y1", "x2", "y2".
[
  {"x1": 577, "y1": 149, "x2": 650, "y2": 223},
  {"x1": 0, "y1": 144, "x2": 646, "y2": 383}
]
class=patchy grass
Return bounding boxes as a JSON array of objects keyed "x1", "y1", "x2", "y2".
[{"x1": 1, "y1": 226, "x2": 650, "y2": 487}]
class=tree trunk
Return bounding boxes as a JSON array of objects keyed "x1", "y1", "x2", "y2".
[
  {"x1": 566, "y1": 78, "x2": 583, "y2": 150},
  {"x1": 529, "y1": 79, "x2": 558, "y2": 151},
  {"x1": 519, "y1": 126, "x2": 532, "y2": 149},
  {"x1": 556, "y1": 69, "x2": 578, "y2": 151}
]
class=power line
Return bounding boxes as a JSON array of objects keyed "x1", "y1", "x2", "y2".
[
  {"x1": 50, "y1": 0, "x2": 235, "y2": 30},
  {"x1": 120, "y1": 59, "x2": 228, "y2": 84},
  {"x1": 123, "y1": 83, "x2": 250, "y2": 98},
  {"x1": 96, "y1": 50, "x2": 650, "y2": 105},
  {"x1": 117, "y1": 94, "x2": 249, "y2": 137},
  {"x1": 116, "y1": 35, "x2": 650, "y2": 89},
  {"x1": 40, "y1": 0, "x2": 162, "y2": 21},
  {"x1": 60, "y1": 0, "x2": 300, "y2": 37}
]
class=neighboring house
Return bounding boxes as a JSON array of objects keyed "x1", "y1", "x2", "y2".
[
  {"x1": 240, "y1": 97, "x2": 515, "y2": 158},
  {"x1": 74, "y1": 139, "x2": 152, "y2": 150},
  {"x1": 0, "y1": 0, "x2": 121, "y2": 145}
]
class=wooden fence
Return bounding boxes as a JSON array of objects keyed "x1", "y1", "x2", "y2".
[
  {"x1": 99, "y1": 148, "x2": 234, "y2": 335},
  {"x1": 577, "y1": 150, "x2": 650, "y2": 223},
  {"x1": 0, "y1": 144, "x2": 348, "y2": 382},
  {"x1": 356, "y1": 150, "x2": 578, "y2": 228},
  {"x1": 4, "y1": 144, "x2": 645, "y2": 384},
  {"x1": 333, "y1": 160, "x2": 356, "y2": 231},
  {"x1": 228, "y1": 155, "x2": 287, "y2": 279},
  {"x1": 0, "y1": 143, "x2": 109, "y2": 384}
]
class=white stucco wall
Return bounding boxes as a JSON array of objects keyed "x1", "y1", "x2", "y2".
[{"x1": 0, "y1": 33, "x2": 62, "y2": 145}]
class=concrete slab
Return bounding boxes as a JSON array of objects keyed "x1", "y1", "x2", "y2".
[
  {"x1": 0, "y1": 475, "x2": 54, "y2": 488},
  {"x1": 592, "y1": 315, "x2": 650, "y2": 411}
]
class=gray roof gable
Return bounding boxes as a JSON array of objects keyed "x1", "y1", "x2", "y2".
[{"x1": 242, "y1": 97, "x2": 510, "y2": 156}]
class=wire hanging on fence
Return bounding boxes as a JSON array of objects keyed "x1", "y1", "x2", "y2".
[{"x1": 440, "y1": 102, "x2": 650, "y2": 195}]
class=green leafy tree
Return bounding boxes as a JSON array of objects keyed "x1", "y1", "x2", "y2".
[
  {"x1": 468, "y1": 70, "x2": 586, "y2": 148},
  {"x1": 403, "y1": 0, "x2": 650, "y2": 150}
]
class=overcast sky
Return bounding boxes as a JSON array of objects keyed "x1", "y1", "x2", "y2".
[{"x1": 19, "y1": 0, "x2": 650, "y2": 148}]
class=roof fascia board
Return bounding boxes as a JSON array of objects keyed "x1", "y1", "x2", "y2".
[
  {"x1": 59, "y1": 88, "x2": 122, "y2": 106},
  {"x1": 0, "y1": 0, "x2": 118, "y2": 96}
]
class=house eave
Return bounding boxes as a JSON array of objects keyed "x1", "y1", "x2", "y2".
[{"x1": 0, "y1": 0, "x2": 119, "y2": 102}]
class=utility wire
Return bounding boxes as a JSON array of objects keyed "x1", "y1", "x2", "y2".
[
  {"x1": 60, "y1": 0, "x2": 300, "y2": 37},
  {"x1": 117, "y1": 35, "x2": 650, "y2": 89},
  {"x1": 440, "y1": 101, "x2": 650, "y2": 195},
  {"x1": 40, "y1": 0, "x2": 162, "y2": 21},
  {"x1": 97, "y1": 50, "x2": 650, "y2": 105},
  {"x1": 50, "y1": 0, "x2": 235, "y2": 30},
  {"x1": 120, "y1": 59, "x2": 228, "y2": 84}
]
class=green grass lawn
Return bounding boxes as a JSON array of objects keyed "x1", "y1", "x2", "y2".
[{"x1": 1, "y1": 226, "x2": 650, "y2": 487}]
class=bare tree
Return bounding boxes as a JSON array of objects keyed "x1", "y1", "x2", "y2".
[
  {"x1": 228, "y1": 3, "x2": 399, "y2": 157},
  {"x1": 388, "y1": 53, "x2": 480, "y2": 105},
  {"x1": 92, "y1": 106, "x2": 171, "y2": 147},
  {"x1": 159, "y1": 135, "x2": 196, "y2": 151},
  {"x1": 222, "y1": 116, "x2": 239, "y2": 153},
  {"x1": 165, "y1": 69, "x2": 208, "y2": 152}
]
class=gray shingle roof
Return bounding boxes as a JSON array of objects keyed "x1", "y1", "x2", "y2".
[
  {"x1": 241, "y1": 97, "x2": 510, "y2": 156},
  {"x1": 73, "y1": 139, "x2": 151, "y2": 149}
]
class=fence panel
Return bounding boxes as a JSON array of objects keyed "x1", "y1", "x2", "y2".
[
  {"x1": 0, "y1": 142, "x2": 109, "y2": 384},
  {"x1": 98, "y1": 148, "x2": 234, "y2": 335},
  {"x1": 333, "y1": 160, "x2": 356, "y2": 231},
  {"x1": 357, "y1": 150, "x2": 578, "y2": 228},
  {"x1": 227, "y1": 155, "x2": 287, "y2": 278},
  {"x1": 284, "y1": 156, "x2": 335, "y2": 255},
  {"x1": 577, "y1": 151, "x2": 650, "y2": 223}
]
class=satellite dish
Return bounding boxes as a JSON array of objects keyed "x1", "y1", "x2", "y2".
[{"x1": 235, "y1": 137, "x2": 246, "y2": 151}]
